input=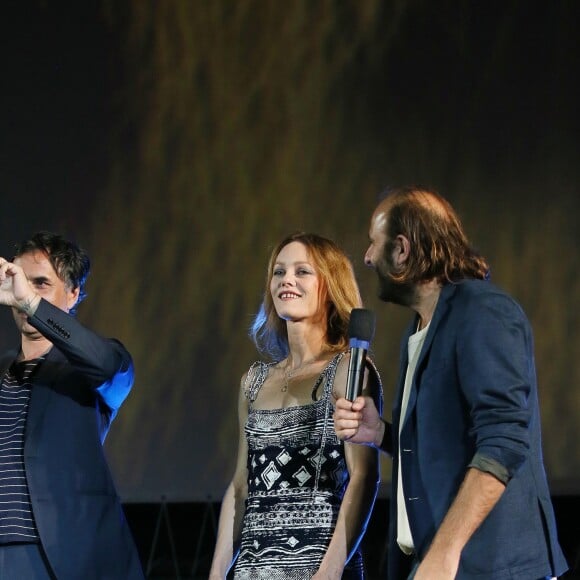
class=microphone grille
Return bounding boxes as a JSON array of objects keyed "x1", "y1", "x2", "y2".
[{"x1": 348, "y1": 308, "x2": 376, "y2": 342}]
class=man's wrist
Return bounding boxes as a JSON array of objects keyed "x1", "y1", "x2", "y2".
[{"x1": 17, "y1": 294, "x2": 41, "y2": 317}]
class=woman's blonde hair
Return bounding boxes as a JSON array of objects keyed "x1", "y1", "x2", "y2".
[{"x1": 250, "y1": 232, "x2": 362, "y2": 360}]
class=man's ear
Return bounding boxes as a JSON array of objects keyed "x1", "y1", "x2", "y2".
[
  {"x1": 66, "y1": 286, "x2": 80, "y2": 313},
  {"x1": 393, "y1": 235, "x2": 411, "y2": 266}
]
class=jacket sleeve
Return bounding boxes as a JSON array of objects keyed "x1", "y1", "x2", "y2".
[
  {"x1": 27, "y1": 298, "x2": 135, "y2": 413},
  {"x1": 456, "y1": 291, "x2": 533, "y2": 481}
]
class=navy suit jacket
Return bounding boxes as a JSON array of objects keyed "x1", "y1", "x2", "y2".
[
  {"x1": 388, "y1": 280, "x2": 567, "y2": 579},
  {"x1": 0, "y1": 299, "x2": 144, "y2": 580}
]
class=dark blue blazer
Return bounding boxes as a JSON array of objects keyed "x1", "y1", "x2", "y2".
[
  {"x1": 388, "y1": 280, "x2": 568, "y2": 579},
  {"x1": 0, "y1": 299, "x2": 144, "y2": 580}
]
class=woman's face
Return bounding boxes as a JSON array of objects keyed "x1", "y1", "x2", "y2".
[{"x1": 270, "y1": 241, "x2": 324, "y2": 323}]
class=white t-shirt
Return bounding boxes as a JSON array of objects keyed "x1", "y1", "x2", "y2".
[{"x1": 397, "y1": 322, "x2": 430, "y2": 554}]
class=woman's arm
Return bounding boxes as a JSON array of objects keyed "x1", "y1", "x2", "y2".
[
  {"x1": 209, "y1": 375, "x2": 249, "y2": 579},
  {"x1": 315, "y1": 361, "x2": 382, "y2": 579}
]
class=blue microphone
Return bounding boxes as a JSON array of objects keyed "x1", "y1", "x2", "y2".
[{"x1": 345, "y1": 308, "x2": 376, "y2": 401}]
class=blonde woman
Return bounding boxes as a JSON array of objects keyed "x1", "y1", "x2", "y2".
[{"x1": 210, "y1": 232, "x2": 382, "y2": 580}]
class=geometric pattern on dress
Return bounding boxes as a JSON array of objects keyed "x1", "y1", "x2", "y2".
[
  {"x1": 276, "y1": 450, "x2": 291, "y2": 466},
  {"x1": 292, "y1": 465, "x2": 312, "y2": 486},
  {"x1": 234, "y1": 352, "x2": 376, "y2": 579},
  {"x1": 261, "y1": 461, "x2": 281, "y2": 490},
  {"x1": 308, "y1": 449, "x2": 326, "y2": 468},
  {"x1": 331, "y1": 464, "x2": 343, "y2": 487}
]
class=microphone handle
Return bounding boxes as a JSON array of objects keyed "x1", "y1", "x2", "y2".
[{"x1": 345, "y1": 346, "x2": 367, "y2": 401}]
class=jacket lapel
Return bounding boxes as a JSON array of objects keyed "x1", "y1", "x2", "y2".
[
  {"x1": 25, "y1": 347, "x2": 67, "y2": 456},
  {"x1": 392, "y1": 320, "x2": 415, "y2": 431},
  {"x1": 0, "y1": 356, "x2": 15, "y2": 381},
  {"x1": 399, "y1": 283, "x2": 457, "y2": 430}
]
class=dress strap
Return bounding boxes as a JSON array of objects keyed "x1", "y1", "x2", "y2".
[
  {"x1": 311, "y1": 351, "x2": 346, "y2": 492},
  {"x1": 243, "y1": 361, "x2": 272, "y2": 403},
  {"x1": 319, "y1": 351, "x2": 347, "y2": 400}
]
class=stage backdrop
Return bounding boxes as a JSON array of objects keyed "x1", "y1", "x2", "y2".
[{"x1": 1, "y1": 1, "x2": 578, "y2": 501}]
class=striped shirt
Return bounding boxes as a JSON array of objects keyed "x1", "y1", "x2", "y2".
[{"x1": 0, "y1": 358, "x2": 42, "y2": 543}]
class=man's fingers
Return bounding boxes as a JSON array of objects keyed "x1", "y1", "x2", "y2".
[
  {"x1": 337, "y1": 428, "x2": 357, "y2": 441},
  {"x1": 334, "y1": 416, "x2": 361, "y2": 439},
  {"x1": 334, "y1": 397, "x2": 353, "y2": 411},
  {"x1": 334, "y1": 411, "x2": 362, "y2": 424}
]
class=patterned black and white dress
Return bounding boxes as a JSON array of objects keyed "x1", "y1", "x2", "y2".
[{"x1": 233, "y1": 353, "x2": 373, "y2": 580}]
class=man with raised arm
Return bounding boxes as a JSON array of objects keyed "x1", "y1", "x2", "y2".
[{"x1": 0, "y1": 232, "x2": 143, "y2": 579}]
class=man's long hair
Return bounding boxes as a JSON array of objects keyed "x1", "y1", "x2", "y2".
[
  {"x1": 250, "y1": 232, "x2": 362, "y2": 361},
  {"x1": 384, "y1": 187, "x2": 489, "y2": 284},
  {"x1": 14, "y1": 231, "x2": 91, "y2": 314}
]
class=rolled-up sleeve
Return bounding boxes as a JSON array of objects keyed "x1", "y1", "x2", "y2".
[{"x1": 457, "y1": 292, "x2": 533, "y2": 481}]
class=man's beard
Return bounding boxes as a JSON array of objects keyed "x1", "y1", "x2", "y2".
[{"x1": 376, "y1": 257, "x2": 416, "y2": 307}]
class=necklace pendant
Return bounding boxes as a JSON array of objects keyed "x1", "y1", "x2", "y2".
[{"x1": 281, "y1": 383, "x2": 288, "y2": 392}]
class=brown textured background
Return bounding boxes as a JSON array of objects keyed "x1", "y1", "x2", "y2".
[{"x1": 0, "y1": 1, "x2": 578, "y2": 501}]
